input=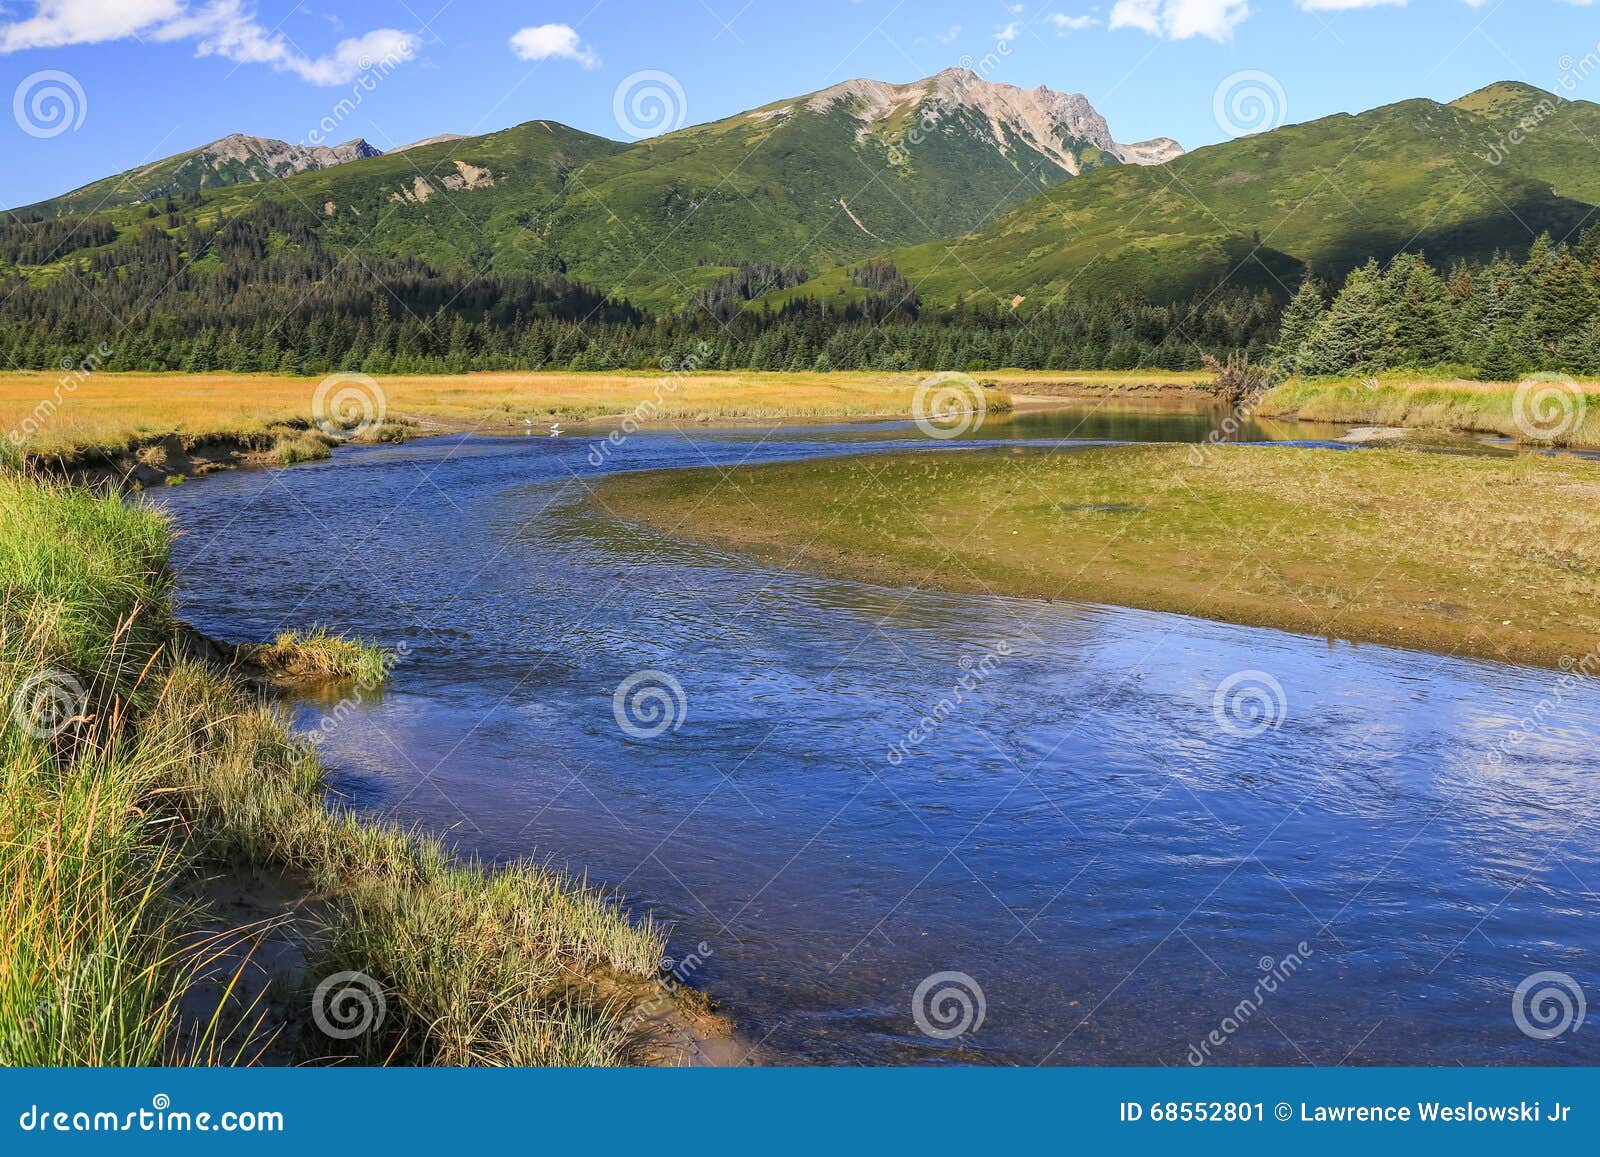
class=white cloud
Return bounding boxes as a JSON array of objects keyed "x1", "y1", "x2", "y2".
[
  {"x1": 0, "y1": 0, "x2": 182, "y2": 49},
  {"x1": 1109, "y1": 0, "x2": 1251, "y2": 41},
  {"x1": 1048, "y1": 13, "x2": 1099, "y2": 33},
  {"x1": 0, "y1": 0, "x2": 419, "y2": 85},
  {"x1": 509, "y1": 23, "x2": 598, "y2": 68},
  {"x1": 1112, "y1": 0, "x2": 1492, "y2": 40},
  {"x1": 1296, "y1": 0, "x2": 1492, "y2": 8}
]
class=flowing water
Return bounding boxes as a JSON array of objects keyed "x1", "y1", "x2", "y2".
[{"x1": 157, "y1": 408, "x2": 1600, "y2": 1066}]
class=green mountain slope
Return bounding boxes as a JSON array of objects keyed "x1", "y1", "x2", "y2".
[
  {"x1": 532, "y1": 70, "x2": 1179, "y2": 305},
  {"x1": 234, "y1": 120, "x2": 634, "y2": 280},
  {"x1": 5, "y1": 70, "x2": 1179, "y2": 311},
  {"x1": 20, "y1": 134, "x2": 382, "y2": 218},
  {"x1": 873, "y1": 82, "x2": 1600, "y2": 309}
]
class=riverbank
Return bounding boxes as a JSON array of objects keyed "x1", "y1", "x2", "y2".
[
  {"x1": 595, "y1": 443, "x2": 1600, "y2": 670},
  {"x1": 1258, "y1": 374, "x2": 1600, "y2": 448},
  {"x1": 2, "y1": 369, "x2": 1027, "y2": 478},
  {"x1": 0, "y1": 469, "x2": 726, "y2": 1065},
  {"x1": 989, "y1": 369, "x2": 1211, "y2": 403}
]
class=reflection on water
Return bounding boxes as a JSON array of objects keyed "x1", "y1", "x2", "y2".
[
  {"x1": 699, "y1": 400, "x2": 1347, "y2": 448},
  {"x1": 156, "y1": 413, "x2": 1600, "y2": 1066},
  {"x1": 992, "y1": 402, "x2": 1344, "y2": 445}
]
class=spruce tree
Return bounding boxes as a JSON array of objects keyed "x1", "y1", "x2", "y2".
[
  {"x1": 1272, "y1": 275, "x2": 1326, "y2": 372},
  {"x1": 1385, "y1": 254, "x2": 1452, "y2": 367},
  {"x1": 1299, "y1": 261, "x2": 1395, "y2": 375}
]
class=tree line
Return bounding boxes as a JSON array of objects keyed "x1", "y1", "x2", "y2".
[
  {"x1": 5, "y1": 196, "x2": 1600, "y2": 379},
  {"x1": 1274, "y1": 231, "x2": 1600, "y2": 378},
  {"x1": 0, "y1": 201, "x2": 1278, "y2": 374}
]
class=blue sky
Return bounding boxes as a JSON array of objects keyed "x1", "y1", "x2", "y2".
[{"x1": 2, "y1": 0, "x2": 1597, "y2": 209}]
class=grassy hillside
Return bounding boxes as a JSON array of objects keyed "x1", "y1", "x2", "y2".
[
  {"x1": 18, "y1": 137, "x2": 379, "y2": 219},
  {"x1": 208, "y1": 122, "x2": 632, "y2": 283},
  {"x1": 871, "y1": 83, "x2": 1600, "y2": 309},
  {"x1": 539, "y1": 100, "x2": 1080, "y2": 306},
  {"x1": 6, "y1": 77, "x2": 1104, "y2": 312},
  {"x1": 11, "y1": 80, "x2": 1600, "y2": 317}
]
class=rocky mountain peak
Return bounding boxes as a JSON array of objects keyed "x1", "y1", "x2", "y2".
[{"x1": 795, "y1": 70, "x2": 1182, "y2": 173}]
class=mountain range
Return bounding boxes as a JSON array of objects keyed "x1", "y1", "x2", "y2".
[
  {"x1": 883, "y1": 80, "x2": 1600, "y2": 309},
  {"x1": 5, "y1": 72, "x2": 1594, "y2": 315}
]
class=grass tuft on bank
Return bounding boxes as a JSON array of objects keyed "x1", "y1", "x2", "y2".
[
  {"x1": 1, "y1": 469, "x2": 668, "y2": 1066},
  {"x1": 1258, "y1": 375, "x2": 1600, "y2": 447},
  {"x1": 250, "y1": 628, "x2": 395, "y2": 685}
]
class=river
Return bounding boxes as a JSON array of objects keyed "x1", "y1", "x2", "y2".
[{"x1": 155, "y1": 406, "x2": 1600, "y2": 1065}]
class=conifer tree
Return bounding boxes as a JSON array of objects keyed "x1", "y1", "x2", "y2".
[{"x1": 1272, "y1": 275, "x2": 1326, "y2": 372}]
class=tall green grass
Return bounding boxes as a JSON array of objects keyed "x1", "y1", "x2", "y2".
[
  {"x1": 1258, "y1": 376, "x2": 1600, "y2": 447},
  {"x1": 1, "y1": 469, "x2": 667, "y2": 1067}
]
